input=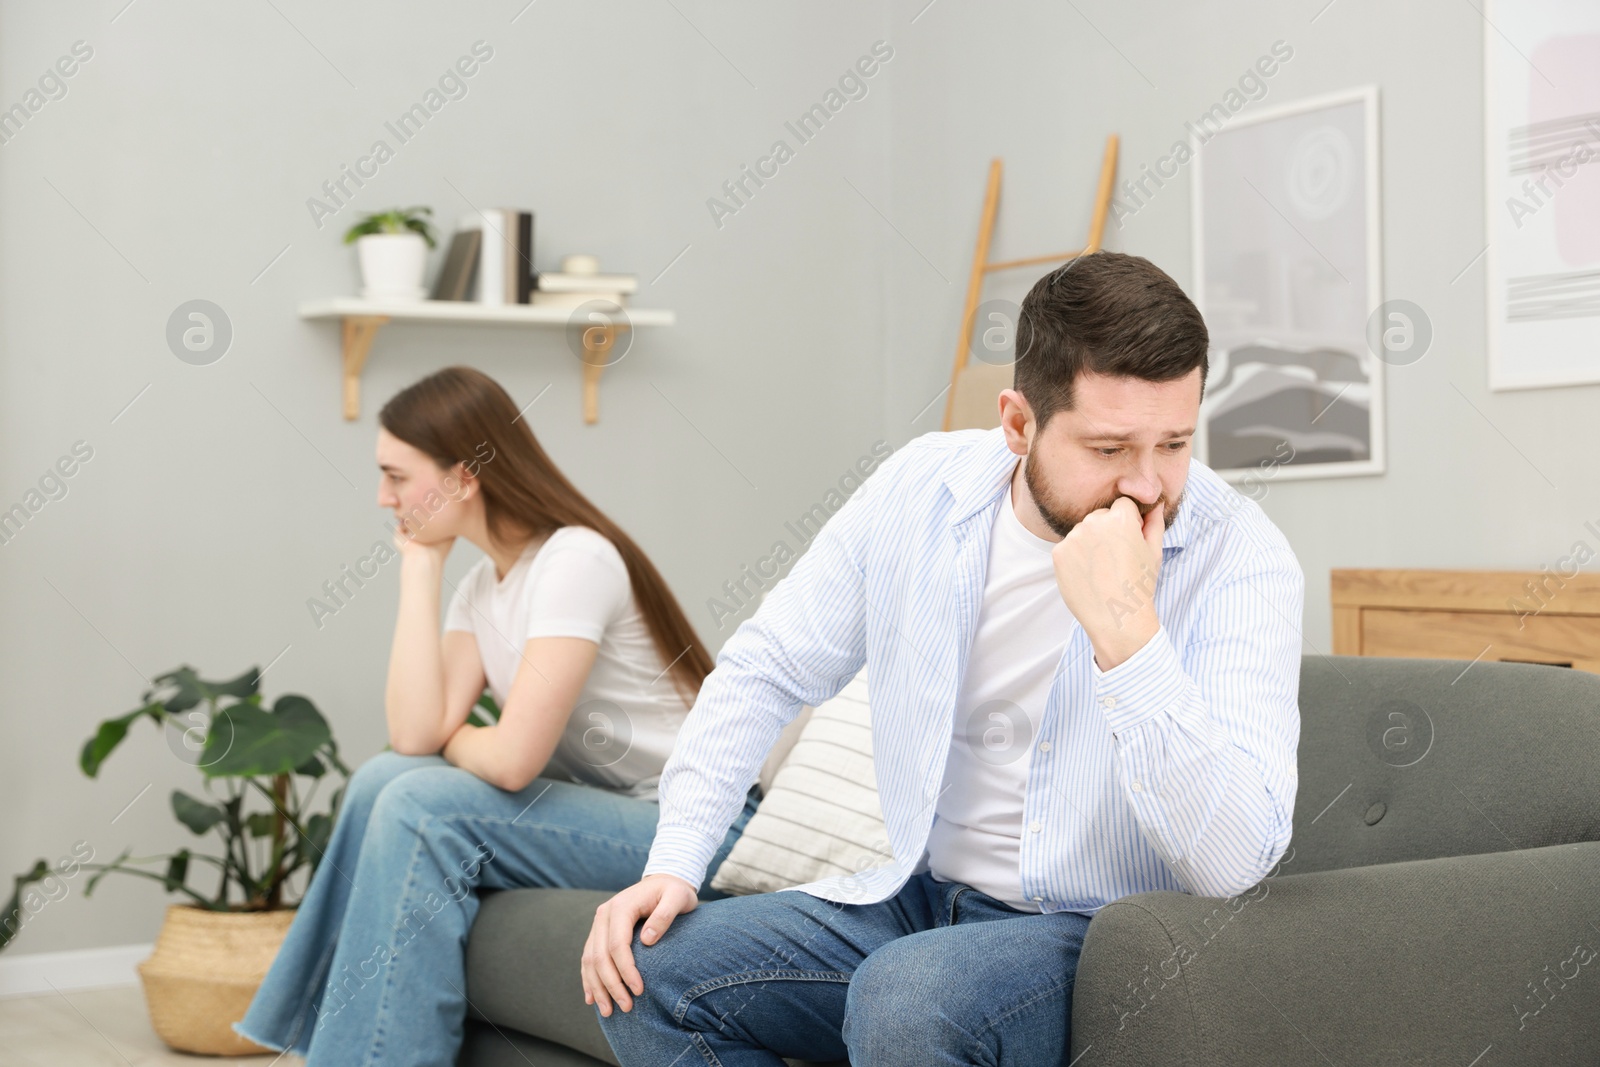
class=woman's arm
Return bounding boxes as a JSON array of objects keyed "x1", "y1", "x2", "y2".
[
  {"x1": 385, "y1": 536, "x2": 460, "y2": 754},
  {"x1": 443, "y1": 532, "x2": 628, "y2": 789},
  {"x1": 442, "y1": 636, "x2": 601, "y2": 791}
]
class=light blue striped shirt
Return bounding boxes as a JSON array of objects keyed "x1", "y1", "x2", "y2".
[{"x1": 644, "y1": 426, "x2": 1304, "y2": 914}]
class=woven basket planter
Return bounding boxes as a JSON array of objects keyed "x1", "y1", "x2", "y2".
[{"x1": 136, "y1": 903, "x2": 297, "y2": 1055}]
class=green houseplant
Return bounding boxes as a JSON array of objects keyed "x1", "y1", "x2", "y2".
[
  {"x1": 3, "y1": 666, "x2": 353, "y2": 1054},
  {"x1": 3, "y1": 668, "x2": 502, "y2": 944},
  {"x1": 2, "y1": 664, "x2": 502, "y2": 1054},
  {"x1": 83, "y1": 665, "x2": 352, "y2": 911},
  {"x1": 344, "y1": 205, "x2": 437, "y2": 302}
]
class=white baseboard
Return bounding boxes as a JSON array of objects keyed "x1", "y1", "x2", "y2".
[{"x1": 0, "y1": 943, "x2": 153, "y2": 998}]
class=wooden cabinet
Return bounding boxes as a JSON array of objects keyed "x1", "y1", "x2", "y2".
[{"x1": 1330, "y1": 568, "x2": 1600, "y2": 674}]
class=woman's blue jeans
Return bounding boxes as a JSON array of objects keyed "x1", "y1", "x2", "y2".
[{"x1": 232, "y1": 750, "x2": 757, "y2": 1066}]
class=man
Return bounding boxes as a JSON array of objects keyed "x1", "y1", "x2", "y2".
[{"x1": 581, "y1": 251, "x2": 1304, "y2": 1066}]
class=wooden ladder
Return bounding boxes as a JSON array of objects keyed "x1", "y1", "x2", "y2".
[{"x1": 942, "y1": 135, "x2": 1121, "y2": 431}]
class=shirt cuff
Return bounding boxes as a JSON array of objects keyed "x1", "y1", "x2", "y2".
[
  {"x1": 1090, "y1": 623, "x2": 1189, "y2": 735},
  {"x1": 641, "y1": 823, "x2": 724, "y2": 890}
]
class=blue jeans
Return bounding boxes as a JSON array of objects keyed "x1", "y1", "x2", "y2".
[
  {"x1": 232, "y1": 750, "x2": 758, "y2": 1066},
  {"x1": 596, "y1": 869, "x2": 1093, "y2": 1066}
]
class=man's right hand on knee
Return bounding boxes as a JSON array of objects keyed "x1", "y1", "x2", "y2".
[{"x1": 582, "y1": 873, "x2": 698, "y2": 1017}]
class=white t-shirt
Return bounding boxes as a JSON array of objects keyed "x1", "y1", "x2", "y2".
[
  {"x1": 443, "y1": 526, "x2": 691, "y2": 801},
  {"x1": 924, "y1": 467, "x2": 1072, "y2": 911}
]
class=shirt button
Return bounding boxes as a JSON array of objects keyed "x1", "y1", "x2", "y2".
[
  {"x1": 1038, "y1": 741, "x2": 1052, "y2": 752},
  {"x1": 1029, "y1": 820, "x2": 1042, "y2": 833},
  {"x1": 1132, "y1": 779, "x2": 1144, "y2": 792},
  {"x1": 1031, "y1": 896, "x2": 1044, "y2": 903},
  {"x1": 1102, "y1": 695, "x2": 1118, "y2": 709}
]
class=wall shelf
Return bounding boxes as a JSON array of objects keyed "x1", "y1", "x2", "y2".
[{"x1": 297, "y1": 298, "x2": 676, "y2": 424}]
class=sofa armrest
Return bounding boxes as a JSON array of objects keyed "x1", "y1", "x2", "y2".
[{"x1": 1070, "y1": 841, "x2": 1600, "y2": 1066}]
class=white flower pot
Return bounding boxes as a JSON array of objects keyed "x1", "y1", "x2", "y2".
[{"x1": 356, "y1": 232, "x2": 428, "y2": 302}]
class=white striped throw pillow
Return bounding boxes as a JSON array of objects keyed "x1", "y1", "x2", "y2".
[{"x1": 709, "y1": 671, "x2": 887, "y2": 896}]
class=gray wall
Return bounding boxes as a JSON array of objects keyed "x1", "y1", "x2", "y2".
[
  {"x1": 2, "y1": 0, "x2": 1587, "y2": 959},
  {"x1": 881, "y1": 0, "x2": 1591, "y2": 666},
  {"x1": 0, "y1": 0, "x2": 892, "y2": 954}
]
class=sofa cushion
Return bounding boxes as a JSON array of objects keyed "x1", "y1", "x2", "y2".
[
  {"x1": 465, "y1": 888, "x2": 621, "y2": 1065},
  {"x1": 460, "y1": 1018, "x2": 616, "y2": 1067},
  {"x1": 710, "y1": 671, "x2": 886, "y2": 896},
  {"x1": 1288, "y1": 656, "x2": 1600, "y2": 876}
]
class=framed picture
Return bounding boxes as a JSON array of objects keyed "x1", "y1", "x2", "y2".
[
  {"x1": 1485, "y1": 0, "x2": 1600, "y2": 391},
  {"x1": 1191, "y1": 85, "x2": 1384, "y2": 482}
]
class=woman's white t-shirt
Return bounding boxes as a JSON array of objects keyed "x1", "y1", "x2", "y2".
[{"x1": 443, "y1": 526, "x2": 690, "y2": 801}]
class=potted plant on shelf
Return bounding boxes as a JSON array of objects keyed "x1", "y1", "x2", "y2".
[
  {"x1": 344, "y1": 205, "x2": 437, "y2": 302},
  {"x1": 4, "y1": 666, "x2": 352, "y2": 1055}
]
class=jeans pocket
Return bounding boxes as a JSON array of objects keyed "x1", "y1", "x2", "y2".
[{"x1": 945, "y1": 884, "x2": 972, "y2": 927}]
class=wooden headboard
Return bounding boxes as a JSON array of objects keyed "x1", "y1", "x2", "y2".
[{"x1": 1331, "y1": 568, "x2": 1600, "y2": 675}]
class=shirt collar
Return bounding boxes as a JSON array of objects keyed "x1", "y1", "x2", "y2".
[{"x1": 942, "y1": 426, "x2": 1191, "y2": 555}]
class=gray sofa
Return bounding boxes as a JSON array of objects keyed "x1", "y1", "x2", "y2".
[{"x1": 457, "y1": 655, "x2": 1600, "y2": 1066}]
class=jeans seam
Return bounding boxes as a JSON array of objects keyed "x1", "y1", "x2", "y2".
[
  {"x1": 354, "y1": 816, "x2": 433, "y2": 1067},
  {"x1": 436, "y1": 811, "x2": 656, "y2": 859},
  {"x1": 287, "y1": 935, "x2": 336, "y2": 1053},
  {"x1": 673, "y1": 969, "x2": 853, "y2": 1026},
  {"x1": 981, "y1": 971, "x2": 1074, "y2": 1035},
  {"x1": 689, "y1": 1030, "x2": 729, "y2": 1067},
  {"x1": 969, "y1": 919, "x2": 1085, "y2": 1055}
]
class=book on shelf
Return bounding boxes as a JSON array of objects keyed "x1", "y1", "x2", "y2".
[
  {"x1": 529, "y1": 290, "x2": 631, "y2": 310},
  {"x1": 429, "y1": 229, "x2": 482, "y2": 302},
  {"x1": 516, "y1": 211, "x2": 534, "y2": 304},
  {"x1": 453, "y1": 208, "x2": 535, "y2": 305},
  {"x1": 459, "y1": 209, "x2": 502, "y2": 305},
  {"x1": 535, "y1": 271, "x2": 637, "y2": 294}
]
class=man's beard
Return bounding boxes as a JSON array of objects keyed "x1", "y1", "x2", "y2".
[{"x1": 1023, "y1": 445, "x2": 1183, "y2": 540}]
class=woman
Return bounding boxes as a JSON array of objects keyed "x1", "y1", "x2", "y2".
[{"x1": 233, "y1": 366, "x2": 757, "y2": 1065}]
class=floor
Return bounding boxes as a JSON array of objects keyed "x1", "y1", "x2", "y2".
[{"x1": 0, "y1": 984, "x2": 304, "y2": 1067}]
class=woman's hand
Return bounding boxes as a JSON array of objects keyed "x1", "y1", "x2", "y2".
[{"x1": 392, "y1": 519, "x2": 455, "y2": 569}]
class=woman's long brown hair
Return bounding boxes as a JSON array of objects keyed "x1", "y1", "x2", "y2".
[{"x1": 378, "y1": 366, "x2": 713, "y2": 705}]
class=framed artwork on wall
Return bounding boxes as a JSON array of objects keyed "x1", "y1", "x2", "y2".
[
  {"x1": 1191, "y1": 85, "x2": 1384, "y2": 482},
  {"x1": 1484, "y1": 0, "x2": 1600, "y2": 391}
]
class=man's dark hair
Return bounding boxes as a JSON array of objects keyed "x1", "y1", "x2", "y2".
[{"x1": 1012, "y1": 251, "x2": 1208, "y2": 430}]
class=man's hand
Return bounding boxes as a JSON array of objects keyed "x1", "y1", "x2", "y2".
[
  {"x1": 582, "y1": 873, "x2": 699, "y2": 1017},
  {"x1": 1052, "y1": 496, "x2": 1166, "y2": 671}
]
